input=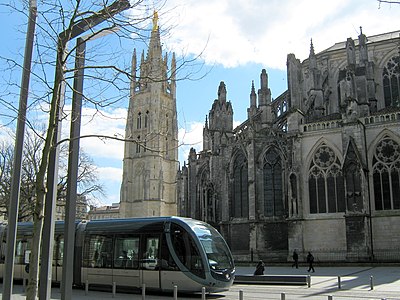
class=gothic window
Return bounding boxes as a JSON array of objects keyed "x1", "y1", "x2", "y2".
[
  {"x1": 145, "y1": 111, "x2": 149, "y2": 128},
  {"x1": 137, "y1": 112, "x2": 142, "y2": 129},
  {"x1": 372, "y1": 137, "x2": 400, "y2": 210},
  {"x1": 232, "y1": 153, "x2": 248, "y2": 218},
  {"x1": 263, "y1": 148, "x2": 283, "y2": 217},
  {"x1": 308, "y1": 144, "x2": 345, "y2": 214},
  {"x1": 383, "y1": 56, "x2": 400, "y2": 108}
]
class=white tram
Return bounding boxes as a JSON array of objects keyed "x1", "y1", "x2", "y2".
[{"x1": 0, "y1": 217, "x2": 235, "y2": 293}]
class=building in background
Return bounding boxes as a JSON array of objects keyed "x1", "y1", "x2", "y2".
[
  {"x1": 88, "y1": 203, "x2": 120, "y2": 220},
  {"x1": 56, "y1": 191, "x2": 88, "y2": 220},
  {"x1": 178, "y1": 29, "x2": 400, "y2": 263},
  {"x1": 119, "y1": 13, "x2": 179, "y2": 218}
]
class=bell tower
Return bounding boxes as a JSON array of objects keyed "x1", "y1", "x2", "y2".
[{"x1": 120, "y1": 12, "x2": 178, "y2": 217}]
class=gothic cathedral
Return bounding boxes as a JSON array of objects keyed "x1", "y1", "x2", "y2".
[
  {"x1": 120, "y1": 14, "x2": 178, "y2": 218},
  {"x1": 178, "y1": 29, "x2": 400, "y2": 263}
]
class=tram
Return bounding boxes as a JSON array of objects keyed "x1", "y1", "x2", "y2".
[{"x1": 0, "y1": 217, "x2": 235, "y2": 293}]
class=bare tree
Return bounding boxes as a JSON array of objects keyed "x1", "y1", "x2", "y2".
[{"x1": 0, "y1": 129, "x2": 104, "y2": 221}]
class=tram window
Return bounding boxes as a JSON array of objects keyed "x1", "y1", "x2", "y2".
[
  {"x1": 15, "y1": 238, "x2": 31, "y2": 265},
  {"x1": 142, "y1": 236, "x2": 159, "y2": 270},
  {"x1": 0, "y1": 238, "x2": 6, "y2": 263},
  {"x1": 160, "y1": 234, "x2": 178, "y2": 271},
  {"x1": 170, "y1": 224, "x2": 205, "y2": 278},
  {"x1": 83, "y1": 235, "x2": 113, "y2": 268},
  {"x1": 114, "y1": 236, "x2": 139, "y2": 269},
  {"x1": 53, "y1": 236, "x2": 64, "y2": 266}
]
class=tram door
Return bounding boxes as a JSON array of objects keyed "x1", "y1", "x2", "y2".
[
  {"x1": 140, "y1": 235, "x2": 160, "y2": 289},
  {"x1": 112, "y1": 235, "x2": 140, "y2": 287}
]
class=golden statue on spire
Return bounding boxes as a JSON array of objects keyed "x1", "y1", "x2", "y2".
[{"x1": 152, "y1": 10, "x2": 159, "y2": 31}]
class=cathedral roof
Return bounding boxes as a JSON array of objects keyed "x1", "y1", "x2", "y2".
[{"x1": 320, "y1": 29, "x2": 400, "y2": 53}]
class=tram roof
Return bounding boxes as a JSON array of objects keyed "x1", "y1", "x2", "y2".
[{"x1": 82, "y1": 216, "x2": 189, "y2": 234}]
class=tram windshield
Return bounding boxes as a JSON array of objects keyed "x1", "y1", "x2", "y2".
[{"x1": 187, "y1": 220, "x2": 234, "y2": 270}]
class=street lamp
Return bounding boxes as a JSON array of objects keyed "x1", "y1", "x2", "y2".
[
  {"x1": 40, "y1": 3, "x2": 131, "y2": 299},
  {"x1": 2, "y1": 0, "x2": 37, "y2": 299}
]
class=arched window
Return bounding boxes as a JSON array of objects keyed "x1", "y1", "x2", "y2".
[
  {"x1": 137, "y1": 112, "x2": 142, "y2": 129},
  {"x1": 372, "y1": 137, "x2": 400, "y2": 210},
  {"x1": 145, "y1": 111, "x2": 149, "y2": 128},
  {"x1": 232, "y1": 153, "x2": 248, "y2": 218},
  {"x1": 383, "y1": 56, "x2": 400, "y2": 108},
  {"x1": 308, "y1": 144, "x2": 345, "y2": 214},
  {"x1": 263, "y1": 148, "x2": 283, "y2": 217}
]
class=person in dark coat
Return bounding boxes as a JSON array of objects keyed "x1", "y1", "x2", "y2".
[
  {"x1": 292, "y1": 250, "x2": 299, "y2": 269},
  {"x1": 254, "y1": 260, "x2": 265, "y2": 275},
  {"x1": 306, "y1": 252, "x2": 315, "y2": 272}
]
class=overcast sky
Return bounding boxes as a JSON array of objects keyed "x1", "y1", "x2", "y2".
[{"x1": 1, "y1": 0, "x2": 399, "y2": 206}]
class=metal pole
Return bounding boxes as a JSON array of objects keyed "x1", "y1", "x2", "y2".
[
  {"x1": 239, "y1": 290, "x2": 243, "y2": 300},
  {"x1": 2, "y1": 0, "x2": 37, "y2": 299},
  {"x1": 142, "y1": 284, "x2": 146, "y2": 300},
  {"x1": 337, "y1": 276, "x2": 341, "y2": 289},
  {"x1": 370, "y1": 275, "x2": 374, "y2": 290},
  {"x1": 201, "y1": 287, "x2": 206, "y2": 300},
  {"x1": 173, "y1": 285, "x2": 178, "y2": 300},
  {"x1": 61, "y1": 37, "x2": 86, "y2": 300}
]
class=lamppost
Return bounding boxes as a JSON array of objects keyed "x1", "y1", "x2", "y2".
[
  {"x1": 2, "y1": 0, "x2": 37, "y2": 299},
  {"x1": 40, "y1": 3, "x2": 131, "y2": 299}
]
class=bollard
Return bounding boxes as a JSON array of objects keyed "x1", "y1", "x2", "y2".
[
  {"x1": 239, "y1": 289, "x2": 244, "y2": 300},
  {"x1": 281, "y1": 292, "x2": 286, "y2": 300},
  {"x1": 112, "y1": 281, "x2": 116, "y2": 298},
  {"x1": 142, "y1": 283, "x2": 146, "y2": 300},
  {"x1": 173, "y1": 285, "x2": 178, "y2": 300},
  {"x1": 85, "y1": 280, "x2": 89, "y2": 295},
  {"x1": 328, "y1": 295, "x2": 333, "y2": 300},
  {"x1": 307, "y1": 275, "x2": 311, "y2": 288},
  {"x1": 370, "y1": 275, "x2": 374, "y2": 290},
  {"x1": 202, "y1": 286, "x2": 206, "y2": 300},
  {"x1": 337, "y1": 276, "x2": 341, "y2": 289},
  {"x1": 23, "y1": 278, "x2": 26, "y2": 292}
]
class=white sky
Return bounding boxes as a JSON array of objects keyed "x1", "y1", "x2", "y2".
[{"x1": 162, "y1": 0, "x2": 399, "y2": 69}]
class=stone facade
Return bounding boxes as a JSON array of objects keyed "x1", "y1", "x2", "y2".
[
  {"x1": 120, "y1": 15, "x2": 178, "y2": 217},
  {"x1": 178, "y1": 29, "x2": 400, "y2": 263}
]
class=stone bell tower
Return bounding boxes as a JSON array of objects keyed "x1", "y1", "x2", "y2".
[{"x1": 120, "y1": 12, "x2": 178, "y2": 217}]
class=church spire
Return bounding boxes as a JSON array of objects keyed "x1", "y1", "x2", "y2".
[{"x1": 309, "y1": 38, "x2": 317, "y2": 69}]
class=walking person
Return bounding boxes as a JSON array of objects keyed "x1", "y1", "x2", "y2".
[
  {"x1": 306, "y1": 252, "x2": 315, "y2": 273},
  {"x1": 292, "y1": 250, "x2": 299, "y2": 269},
  {"x1": 254, "y1": 260, "x2": 265, "y2": 275}
]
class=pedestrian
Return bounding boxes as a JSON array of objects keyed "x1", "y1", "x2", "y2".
[
  {"x1": 306, "y1": 251, "x2": 315, "y2": 273},
  {"x1": 292, "y1": 249, "x2": 299, "y2": 269},
  {"x1": 253, "y1": 260, "x2": 265, "y2": 275}
]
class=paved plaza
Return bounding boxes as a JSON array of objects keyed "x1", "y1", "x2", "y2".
[{"x1": 2, "y1": 265, "x2": 400, "y2": 299}]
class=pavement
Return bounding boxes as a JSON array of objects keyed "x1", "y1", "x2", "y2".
[{"x1": 1, "y1": 265, "x2": 400, "y2": 299}]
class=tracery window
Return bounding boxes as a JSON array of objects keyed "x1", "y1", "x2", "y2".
[
  {"x1": 308, "y1": 144, "x2": 345, "y2": 214},
  {"x1": 263, "y1": 148, "x2": 283, "y2": 217},
  {"x1": 383, "y1": 56, "x2": 400, "y2": 108},
  {"x1": 137, "y1": 112, "x2": 142, "y2": 129},
  {"x1": 145, "y1": 111, "x2": 149, "y2": 128},
  {"x1": 232, "y1": 153, "x2": 248, "y2": 218},
  {"x1": 372, "y1": 137, "x2": 400, "y2": 210}
]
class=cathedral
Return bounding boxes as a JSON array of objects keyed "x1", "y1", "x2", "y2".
[
  {"x1": 177, "y1": 29, "x2": 400, "y2": 263},
  {"x1": 119, "y1": 13, "x2": 179, "y2": 218}
]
